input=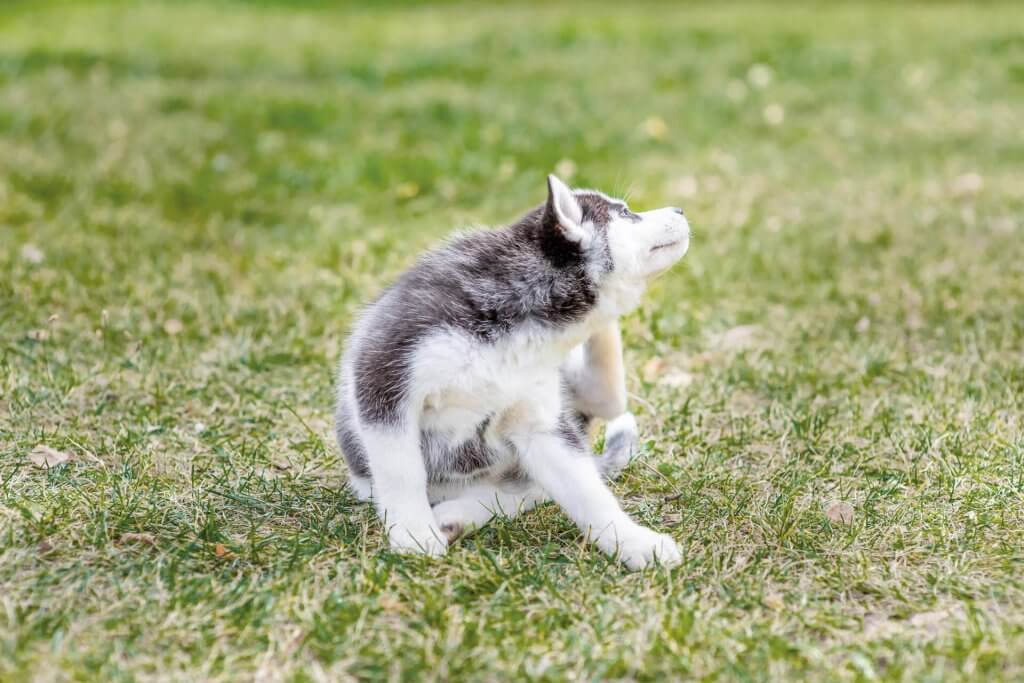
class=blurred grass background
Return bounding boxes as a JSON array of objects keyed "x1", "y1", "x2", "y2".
[{"x1": 2, "y1": 1, "x2": 1024, "y2": 680}]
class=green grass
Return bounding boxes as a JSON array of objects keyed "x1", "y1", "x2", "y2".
[{"x1": 2, "y1": 1, "x2": 1024, "y2": 680}]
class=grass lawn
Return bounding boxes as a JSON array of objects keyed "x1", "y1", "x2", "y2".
[{"x1": 3, "y1": 1, "x2": 1024, "y2": 680}]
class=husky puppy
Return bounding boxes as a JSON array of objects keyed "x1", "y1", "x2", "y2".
[{"x1": 335, "y1": 174, "x2": 690, "y2": 569}]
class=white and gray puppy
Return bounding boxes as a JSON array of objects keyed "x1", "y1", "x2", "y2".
[{"x1": 335, "y1": 174, "x2": 690, "y2": 569}]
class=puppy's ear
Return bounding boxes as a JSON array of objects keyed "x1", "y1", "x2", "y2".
[{"x1": 545, "y1": 174, "x2": 588, "y2": 244}]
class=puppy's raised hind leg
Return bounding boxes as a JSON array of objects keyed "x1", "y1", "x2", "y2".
[
  {"x1": 563, "y1": 322, "x2": 640, "y2": 478},
  {"x1": 563, "y1": 321, "x2": 628, "y2": 420}
]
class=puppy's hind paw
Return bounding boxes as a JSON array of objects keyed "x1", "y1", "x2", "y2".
[
  {"x1": 432, "y1": 499, "x2": 479, "y2": 543},
  {"x1": 599, "y1": 412, "x2": 640, "y2": 480},
  {"x1": 439, "y1": 521, "x2": 464, "y2": 544}
]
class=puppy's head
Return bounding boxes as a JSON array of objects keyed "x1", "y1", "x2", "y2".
[{"x1": 543, "y1": 173, "x2": 690, "y2": 284}]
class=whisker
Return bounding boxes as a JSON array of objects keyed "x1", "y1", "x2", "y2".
[{"x1": 622, "y1": 181, "x2": 636, "y2": 203}]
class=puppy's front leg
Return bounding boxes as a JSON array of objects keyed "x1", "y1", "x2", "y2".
[
  {"x1": 362, "y1": 423, "x2": 446, "y2": 556},
  {"x1": 510, "y1": 426, "x2": 680, "y2": 570}
]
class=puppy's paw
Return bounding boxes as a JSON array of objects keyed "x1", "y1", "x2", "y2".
[
  {"x1": 603, "y1": 526, "x2": 681, "y2": 570},
  {"x1": 599, "y1": 412, "x2": 640, "y2": 479},
  {"x1": 387, "y1": 524, "x2": 448, "y2": 557},
  {"x1": 438, "y1": 522, "x2": 463, "y2": 544},
  {"x1": 431, "y1": 500, "x2": 478, "y2": 543}
]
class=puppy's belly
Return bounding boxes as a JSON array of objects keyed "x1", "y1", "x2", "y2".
[{"x1": 420, "y1": 388, "x2": 524, "y2": 484}]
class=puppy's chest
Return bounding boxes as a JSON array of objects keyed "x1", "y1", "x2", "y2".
[{"x1": 422, "y1": 342, "x2": 572, "y2": 435}]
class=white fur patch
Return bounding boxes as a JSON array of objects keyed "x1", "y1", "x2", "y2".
[{"x1": 606, "y1": 206, "x2": 690, "y2": 281}]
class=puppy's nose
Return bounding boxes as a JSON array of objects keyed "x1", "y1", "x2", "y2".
[{"x1": 671, "y1": 207, "x2": 685, "y2": 216}]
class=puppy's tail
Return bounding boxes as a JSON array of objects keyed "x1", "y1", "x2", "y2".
[{"x1": 597, "y1": 412, "x2": 640, "y2": 480}]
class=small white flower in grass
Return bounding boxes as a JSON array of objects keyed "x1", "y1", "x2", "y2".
[
  {"x1": 163, "y1": 318, "x2": 184, "y2": 335},
  {"x1": 763, "y1": 103, "x2": 785, "y2": 126},
  {"x1": 642, "y1": 116, "x2": 668, "y2": 140},
  {"x1": 747, "y1": 63, "x2": 774, "y2": 89},
  {"x1": 554, "y1": 158, "x2": 577, "y2": 181},
  {"x1": 855, "y1": 317, "x2": 871, "y2": 334},
  {"x1": 29, "y1": 445, "x2": 72, "y2": 468},
  {"x1": 194, "y1": 422, "x2": 207, "y2": 434},
  {"x1": 20, "y1": 243, "x2": 44, "y2": 264}
]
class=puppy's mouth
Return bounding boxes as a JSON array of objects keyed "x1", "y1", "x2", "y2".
[{"x1": 650, "y1": 241, "x2": 681, "y2": 252}]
